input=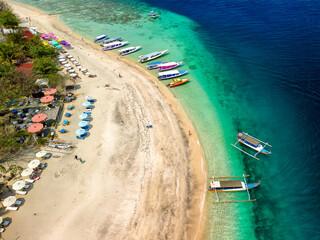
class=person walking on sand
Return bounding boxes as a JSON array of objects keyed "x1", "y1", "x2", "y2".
[
  {"x1": 118, "y1": 73, "x2": 122, "y2": 78},
  {"x1": 74, "y1": 155, "x2": 78, "y2": 160}
]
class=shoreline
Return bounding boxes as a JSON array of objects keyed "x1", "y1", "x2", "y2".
[{"x1": 7, "y1": 1, "x2": 208, "y2": 239}]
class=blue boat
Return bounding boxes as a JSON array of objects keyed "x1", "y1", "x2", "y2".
[
  {"x1": 101, "y1": 37, "x2": 122, "y2": 46},
  {"x1": 94, "y1": 35, "x2": 108, "y2": 43},
  {"x1": 158, "y1": 70, "x2": 188, "y2": 80},
  {"x1": 147, "y1": 61, "x2": 167, "y2": 70}
]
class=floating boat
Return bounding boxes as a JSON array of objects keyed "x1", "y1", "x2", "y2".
[
  {"x1": 94, "y1": 35, "x2": 108, "y2": 43},
  {"x1": 167, "y1": 78, "x2": 190, "y2": 88},
  {"x1": 148, "y1": 10, "x2": 160, "y2": 19},
  {"x1": 102, "y1": 41, "x2": 128, "y2": 51},
  {"x1": 101, "y1": 37, "x2": 122, "y2": 46},
  {"x1": 158, "y1": 61, "x2": 183, "y2": 71},
  {"x1": 146, "y1": 61, "x2": 167, "y2": 70},
  {"x1": 139, "y1": 49, "x2": 168, "y2": 63},
  {"x1": 210, "y1": 174, "x2": 260, "y2": 203},
  {"x1": 118, "y1": 46, "x2": 141, "y2": 56},
  {"x1": 158, "y1": 69, "x2": 188, "y2": 80},
  {"x1": 231, "y1": 132, "x2": 272, "y2": 160}
]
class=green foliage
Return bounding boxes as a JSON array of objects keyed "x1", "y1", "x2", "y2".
[
  {"x1": 0, "y1": 10, "x2": 20, "y2": 29},
  {"x1": 0, "y1": 42, "x2": 14, "y2": 63},
  {"x1": 33, "y1": 57, "x2": 61, "y2": 76},
  {"x1": 9, "y1": 164, "x2": 19, "y2": 175},
  {"x1": 36, "y1": 137, "x2": 48, "y2": 145},
  {"x1": 0, "y1": 60, "x2": 14, "y2": 78},
  {"x1": 47, "y1": 73, "x2": 64, "y2": 89},
  {"x1": 30, "y1": 45, "x2": 58, "y2": 59},
  {"x1": 0, "y1": 1, "x2": 12, "y2": 12},
  {"x1": 0, "y1": 165, "x2": 6, "y2": 174},
  {"x1": 14, "y1": 131, "x2": 31, "y2": 137}
]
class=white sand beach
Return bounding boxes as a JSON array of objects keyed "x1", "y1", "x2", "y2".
[{"x1": 5, "y1": 1, "x2": 207, "y2": 239}]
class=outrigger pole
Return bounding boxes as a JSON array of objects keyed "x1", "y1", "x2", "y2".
[
  {"x1": 242, "y1": 174, "x2": 251, "y2": 201},
  {"x1": 210, "y1": 175, "x2": 250, "y2": 179}
]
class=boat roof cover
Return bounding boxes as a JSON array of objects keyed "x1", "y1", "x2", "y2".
[
  {"x1": 158, "y1": 62, "x2": 176, "y2": 67},
  {"x1": 212, "y1": 180, "x2": 242, "y2": 188},
  {"x1": 104, "y1": 41, "x2": 121, "y2": 47},
  {"x1": 239, "y1": 133, "x2": 260, "y2": 146},
  {"x1": 96, "y1": 35, "x2": 106, "y2": 39},
  {"x1": 147, "y1": 61, "x2": 163, "y2": 66},
  {"x1": 158, "y1": 70, "x2": 179, "y2": 76},
  {"x1": 140, "y1": 51, "x2": 159, "y2": 58}
]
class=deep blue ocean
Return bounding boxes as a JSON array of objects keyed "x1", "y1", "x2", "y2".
[{"x1": 15, "y1": 0, "x2": 320, "y2": 239}]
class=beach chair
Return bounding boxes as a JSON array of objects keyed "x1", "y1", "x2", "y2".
[
  {"x1": 2, "y1": 220, "x2": 10, "y2": 227},
  {"x1": 39, "y1": 162, "x2": 47, "y2": 169},
  {"x1": 34, "y1": 175, "x2": 40, "y2": 180},
  {"x1": 16, "y1": 190, "x2": 27, "y2": 195},
  {"x1": 5, "y1": 206, "x2": 18, "y2": 211},
  {"x1": 34, "y1": 169, "x2": 42, "y2": 174},
  {"x1": 0, "y1": 228, "x2": 5, "y2": 233},
  {"x1": 25, "y1": 179, "x2": 34, "y2": 183},
  {"x1": 76, "y1": 136, "x2": 85, "y2": 140},
  {"x1": 15, "y1": 200, "x2": 22, "y2": 206},
  {"x1": 23, "y1": 184, "x2": 30, "y2": 189}
]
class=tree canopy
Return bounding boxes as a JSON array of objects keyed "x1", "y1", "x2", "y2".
[
  {"x1": 33, "y1": 57, "x2": 62, "y2": 76},
  {"x1": 0, "y1": 10, "x2": 20, "y2": 29}
]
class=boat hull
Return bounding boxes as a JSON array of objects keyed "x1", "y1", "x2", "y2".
[
  {"x1": 139, "y1": 49, "x2": 168, "y2": 63},
  {"x1": 119, "y1": 46, "x2": 141, "y2": 56},
  {"x1": 209, "y1": 182, "x2": 260, "y2": 192},
  {"x1": 103, "y1": 42, "x2": 128, "y2": 51},
  {"x1": 158, "y1": 62, "x2": 183, "y2": 71},
  {"x1": 239, "y1": 139, "x2": 271, "y2": 154},
  {"x1": 158, "y1": 70, "x2": 188, "y2": 80},
  {"x1": 168, "y1": 78, "x2": 190, "y2": 88}
]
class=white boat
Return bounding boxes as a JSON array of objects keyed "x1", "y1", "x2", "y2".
[
  {"x1": 101, "y1": 37, "x2": 122, "y2": 46},
  {"x1": 94, "y1": 35, "x2": 108, "y2": 43},
  {"x1": 118, "y1": 46, "x2": 141, "y2": 56},
  {"x1": 102, "y1": 41, "x2": 128, "y2": 51},
  {"x1": 158, "y1": 69, "x2": 188, "y2": 80},
  {"x1": 139, "y1": 49, "x2": 168, "y2": 63}
]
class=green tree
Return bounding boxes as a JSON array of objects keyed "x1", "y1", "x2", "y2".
[
  {"x1": 33, "y1": 57, "x2": 61, "y2": 76},
  {"x1": 0, "y1": 42, "x2": 14, "y2": 63},
  {"x1": 30, "y1": 45, "x2": 58, "y2": 59},
  {"x1": 0, "y1": 10, "x2": 20, "y2": 29},
  {"x1": 0, "y1": 59, "x2": 14, "y2": 78}
]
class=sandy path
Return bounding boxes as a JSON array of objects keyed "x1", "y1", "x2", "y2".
[{"x1": 5, "y1": 2, "x2": 207, "y2": 239}]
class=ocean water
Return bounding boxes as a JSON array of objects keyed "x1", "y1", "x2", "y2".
[{"x1": 15, "y1": 0, "x2": 320, "y2": 239}]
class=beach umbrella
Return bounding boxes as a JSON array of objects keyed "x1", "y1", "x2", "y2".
[
  {"x1": 65, "y1": 112, "x2": 71, "y2": 117},
  {"x1": 75, "y1": 129, "x2": 86, "y2": 136},
  {"x1": 65, "y1": 44, "x2": 71, "y2": 47},
  {"x1": 57, "y1": 39, "x2": 64, "y2": 42},
  {"x1": 12, "y1": 180, "x2": 25, "y2": 191},
  {"x1": 32, "y1": 113, "x2": 47, "y2": 123},
  {"x1": 55, "y1": 45, "x2": 62, "y2": 50},
  {"x1": 79, "y1": 113, "x2": 88, "y2": 119},
  {"x1": 80, "y1": 68, "x2": 87, "y2": 72},
  {"x1": 28, "y1": 159, "x2": 40, "y2": 169},
  {"x1": 40, "y1": 96, "x2": 54, "y2": 103},
  {"x1": 21, "y1": 168, "x2": 33, "y2": 177},
  {"x1": 41, "y1": 34, "x2": 47, "y2": 38},
  {"x1": 58, "y1": 55, "x2": 65, "y2": 59},
  {"x1": 44, "y1": 36, "x2": 50, "y2": 40},
  {"x1": 28, "y1": 123, "x2": 43, "y2": 133},
  {"x1": 62, "y1": 120, "x2": 69, "y2": 125},
  {"x1": 36, "y1": 150, "x2": 47, "y2": 158},
  {"x1": 43, "y1": 88, "x2": 57, "y2": 95},
  {"x1": 48, "y1": 33, "x2": 54, "y2": 36},
  {"x1": 70, "y1": 73, "x2": 78, "y2": 77},
  {"x1": 42, "y1": 42, "x2": 49, "y2": 46},
  {"x1": 82, "y1": 102, "x2": 91, "y2": 107},
  {"x1": 78, "y1": 121, "x2": 88, "y2": 127},
  {"x1": 60, "y1": 129, "x2": 67, "y2": 133},
  {"x1": 3, "y1": 196, "x2": 16, "y2": 207}
]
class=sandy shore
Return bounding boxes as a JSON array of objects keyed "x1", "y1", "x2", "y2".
[{"x1": 5, "y1": 1, "x2": 207, "y2": 239}]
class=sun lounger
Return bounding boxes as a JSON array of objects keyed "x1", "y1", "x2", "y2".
[
  {"x1": 76, "y1": 136, "x2": 85, "y2": 140},
  {"x1": 23, "y1": 184, "x2": 30, "y2": 189},
  {"x1": 2, "y1": 221, "x2": 10, "y2": 227},
  {"x1": 16, "y1": 190, "x2": 27, "y2": 195},
  {"x1": 15, "y1": 200, "x2": 22, "y2": 206},
  {"x1": 34, "y1": 175, "x2": 40, "y2": 180},
  {"x1": 5, "y1": 206, "x2": 18, "y2": 211},
  {"x1": 34, "y1": 169, "x2": 42, "y2": 173},
  {"x1": 25, "y1": 179, "x2": 34, "y2": 183},
  {"x1": 0, "y1": 228, "x2": 5, "y2": 233}
]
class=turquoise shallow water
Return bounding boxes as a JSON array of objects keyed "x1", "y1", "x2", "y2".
[{"x1": 13, "y1": 0, "x2": 320, "y2": 239}]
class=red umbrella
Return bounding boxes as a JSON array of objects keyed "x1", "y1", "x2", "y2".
[
  {"x1": 43, "y1": 88, "x2": 57, "y2": 95},
  {"x1": 40, "y1": 96, "x2": 54, "y2": 103},
  {"x1": 31, "y1": 113, "x2": 47, "y2": 123},
  {"x1": 28, "y1": 123, "x2": 43, "y2": 133}
]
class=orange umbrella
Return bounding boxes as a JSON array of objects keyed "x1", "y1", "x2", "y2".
[
  {"x1": 28, "y1": 123, "x2": 43, "y2": 133},
  {"x1": 31, "y1": 113, "x2": 47, "y2": 123},
  {"x1": 43, "y1": 88, "x2": 57, "y2": 95},
  {"x1": 40, "y1": 96, "x2": 54, "y2": 103}
]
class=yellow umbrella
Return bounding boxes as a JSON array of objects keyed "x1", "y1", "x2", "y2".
[
  {"x1": 57, "y1": 39, "x2": 64, "y2": 42},
  {"x1": 42, "y1": 42, "x2": 49, "y2": 46}
]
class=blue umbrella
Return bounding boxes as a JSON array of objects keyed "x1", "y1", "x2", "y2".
[
  {"x1": 60, "y1": 129, "x2": 66, "y2": 133},
  {"x1": 12, "y1": 110, "x2": 17, "y2": 113},
  {"x1": 65, "y1": 112, "x2": 71, "y2": 117},
  {"x1": 78, "y1": 121, "x2": 88, "y2": 127},
  {"x1": 67, "y1": 105, "x2": 73, "y2": 109},
  {"x1": 82, "y1": 101, "x2": 91, "y2": 107},
  {"x1": 75, "y1": 129, "x2": 86, "y2": 135},
  {"x1": 79, "y1": 113, "x2": 88, "y2": 119},
  {"x1": 62, "y1": 120, "x2": 69, "y2": 124}
]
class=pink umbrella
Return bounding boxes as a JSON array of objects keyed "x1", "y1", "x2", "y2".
[
  {"x1": 31, "y1": 113, "x2": 47, "y2": 123},
  {"x1": 43, "y1": 88, "x2": 57, "y2": 95},
  {"x1": 40, "y1": 96, "x2": 54, "y2": 103},
  {"x1": 48, "y1": 33, "x2": 54, "y2": 36},
  {"x1": 41, "y1": 34, "x2": 47, "y2": 38},
  {"x1": 44, "y1": 36, "x2": 50, "y2": 40},
  {"x1": 28, "y1": 123, "x2": 43, "y2": 133}
]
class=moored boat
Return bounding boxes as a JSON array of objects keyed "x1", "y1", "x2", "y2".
[
  {"x1": 94, "y1": 35, "x2": 108, "y2": 43},
  {"x1": 146, "y1": 61, "x2": 167, "y2": 70},
  {"x1": 158, "y1": 69, "x2": 188, "y2": 80},
  {"x1": 167, "y1": 78, "x2": 190, "y2": 88},
  {"x1": 158, "y1": 61, "x2": 183, "y2": 71},
  {"x1": 102, "y1": 41, "x2": 128, "y2": 51},
  {"x1": 101, "y1": 37, "x2": 122, "y2": 46},
  {"x1": 118, "y1": 46, "x2": 141, "y2": 56},
  {"x1": 139, "y1": 49, "x2": 168, "y2": 63}
]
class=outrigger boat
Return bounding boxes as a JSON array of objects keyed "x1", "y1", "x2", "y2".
[
  {"x1": 118, "y1": 46, "x2": 141, "y2": 56},
  {"x1": 158, "y1": 70, "x2": 188, "y2": 80},
  {"x1": 166, "y1": 78, "x2": 190, "y2": 88},
  {"x1": 101, "y1": 37, "x2": 122, "y2": 45},
  {"x1": 94, "y1": 35, "x2": 108, "y2": 43},
  {"x1": 209, "y1": 174, "x2": 260, "y2": 203},
  {"x1": 102, "y1": 41, "x2": 128, "y2": 51},
  {"x1": 146, "y1": 61, "x2": 167, "y2": 70},
  {"x1": 158, "y1": 61, "x2": 183, "y2": 71},
  {"x1": 148, "y1": 10, "x2": 160, "y2": 19},
  {"x1": 231, "y1": 132, "x2": 272, "y2": 160},
  {"x1": 139, "y1": 49, "x2": 168, "y2": 63}
]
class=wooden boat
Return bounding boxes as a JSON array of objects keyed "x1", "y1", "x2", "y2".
[
  {"x1": 101, "y1": 37, "x2": 122, "y2": 46},
  {"x1": 94, "y1": 35, "x2": 108, "y2": 43},
  {"x1": 231, "y1": 132, "x2": 272, "y2": 160},
  {"x1": 139, "y1": 49, "x2": 168, "y2": 63},
  {"x1": 118, "y1": 46, "x2": 141, "y2": 56},
  {"x1": 158, "y1": 61, "x2": 183, "y2": 71},
  {"x1": 102, "y1": 41, "x2": 128, "y2": 51},
  {"x1": 210, "y1": 174, "x2": 260, "y2": 203},
  {"x1": 167, "y1": 78, "x2": 190, "y2": 88},
  {"x1": 146, "y1": 61, "x2": 167, "y2": 70},
  {"x1": 158, "y1": 70, "x2": 188, "y2": 80}
]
